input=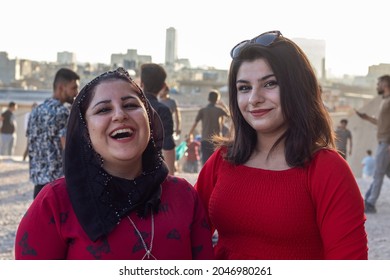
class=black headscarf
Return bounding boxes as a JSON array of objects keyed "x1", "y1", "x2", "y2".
[{"x1": 64, "y1": 67, "x2": 168, "y2": 241}]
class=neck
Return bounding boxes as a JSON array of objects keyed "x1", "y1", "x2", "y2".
[
  {"x1": 247, "y1": 134, "x2": 289, "y2": 170},
  {"x1": 256, "y1": 128, "x2": 286, "y2": 152},
  {"x1": 53, "y1": 91, "x2": 64, "y2": 103},
  {"x1": 247, "y1": 145, "x2": 289, "y2": 170}
]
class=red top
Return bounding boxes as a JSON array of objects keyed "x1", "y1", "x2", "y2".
[
  {"x1": 186, "y1": 140, "x2": 201, "y2": 161},
  {"x1": 195, "y1": 148, "x2": 368, "y2": 260},
  {"x1": 15, "y1": 176, "x2": 214, "y2": 260}
]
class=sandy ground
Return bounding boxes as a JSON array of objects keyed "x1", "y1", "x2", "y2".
[{"x1": 1, "y1": 156, "x2": 389, "y2": 260}]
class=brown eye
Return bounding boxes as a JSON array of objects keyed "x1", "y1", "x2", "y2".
[
  {"x1": 264, "y1": 80, "x2": 278, "y2": 89},
  {"x1": 237, "y1": 85, "x2": 252, "y2": 93}
]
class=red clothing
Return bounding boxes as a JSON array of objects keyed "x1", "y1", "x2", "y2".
[
  {"x1": 195, "y1": 148, "x2": 368, "y2": 260},
  {"x1": 15, "y1": 176, "x2": 214, "y2": 260},
  {"x1": 186, "y1": 140, "x2": 201, "y2": 162}
]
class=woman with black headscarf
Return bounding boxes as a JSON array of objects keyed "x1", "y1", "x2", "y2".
[{"x1": 15, "y1": 68, "x2": 214, "y2": 260}]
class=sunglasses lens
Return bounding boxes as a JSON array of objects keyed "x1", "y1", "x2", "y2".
[
  {"x1": 231, "y1": 31, "x2": 281, "y2": 59},
  {"x1": 231, "y1": 41, "x2": 249, "y2": 59},
  {"x1": 254, "y1": 33, "x2": 278, "y2": 46}
]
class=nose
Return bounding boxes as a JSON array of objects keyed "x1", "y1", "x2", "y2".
[
  {"x1": 112, "y1": 107, "x2": 128, "y2": 122},
  {"x1": 248, "y1": 87, "x2": 265, "y2": 106}
]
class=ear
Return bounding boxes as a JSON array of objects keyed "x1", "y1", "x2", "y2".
[
  {"x1": 160, "y1": 83, "x2": 168, "y2": 94},
  {"x1": 57, "y1": 82, "x2": 65, "y2": 92}
]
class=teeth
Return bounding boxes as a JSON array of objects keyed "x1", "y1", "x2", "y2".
[{"x1": 111, "y1": 128, "x2": 133, "y2": 137}]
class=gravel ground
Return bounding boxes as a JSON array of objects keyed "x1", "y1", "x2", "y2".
[{"x1": 1, "y1": 156, "x2": 389, "y2": 260}]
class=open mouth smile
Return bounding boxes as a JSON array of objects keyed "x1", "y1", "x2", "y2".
[{"x1": 110, "y1": 128, "x2": 134, "y2": 140}]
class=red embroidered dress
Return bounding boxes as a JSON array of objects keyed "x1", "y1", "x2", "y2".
[{"x1": 15, "y1": 176, "x2": 214, "y2": 260}]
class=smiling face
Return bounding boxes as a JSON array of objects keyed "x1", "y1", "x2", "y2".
[
  {"x1": 236, "y1": 58, "x2": 286, "y2": 139},
  {"x1": 85, "y1": 79, "x2": 150, "y2": 178}
]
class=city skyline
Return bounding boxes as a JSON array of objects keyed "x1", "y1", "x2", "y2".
[{"x1": 2, "y1": 0, "x2": 390, "y2": 77}]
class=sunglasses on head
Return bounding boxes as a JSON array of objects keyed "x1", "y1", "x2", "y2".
[{"x1": 230, "y1": 30, "x2": 282, "y2": 59}]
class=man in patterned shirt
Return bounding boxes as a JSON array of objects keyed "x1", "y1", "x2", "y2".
[{"x1": 27, "y1": 68, "x2": 80, "y2": 198}]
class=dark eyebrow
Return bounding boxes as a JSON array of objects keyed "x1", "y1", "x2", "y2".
[
  {"x1": 236, "y1": 74, "x2": 276, "y2": 84},
  {"x1": 91, "y1": 95, "x2": 137, "y2": 109},
  {"x1": 121, "y1": 95, "x2": 137, "y2": 101}
]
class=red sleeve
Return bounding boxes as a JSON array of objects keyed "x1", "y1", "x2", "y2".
[
  {"x1": 194, "y1": 148, "x2": 224, "y2": 235},
  {"x1": 15, "y1": 183, "x2": 68, "y2": 259},
  {"x1": 308, "y1": 150, "x2": 368, "y2": 259}
]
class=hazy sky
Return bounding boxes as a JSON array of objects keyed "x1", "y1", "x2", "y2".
[{"x1": 1, "y1": 0, "x2": 389, "y2": 77}]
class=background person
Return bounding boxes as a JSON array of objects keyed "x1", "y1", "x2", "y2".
[
  {"x1": 183, "y1": 134, "x2": 201, "y2": 173},
  {"x1": 361, "y1": 149, "x2": 375, "y2": 179},
  {"x1": 14, "y1": 68, "x2": 214, "y2": 260},
  {"x1": 26, "y1": 68, "x2": 80, "y2": 198},
  {"x1": 0, "y1": 101, "x2": 17, "y2": 156},
  {"x1": 140, "y1": 63, "x2": 176, "y2": 175},
  {"x1": 356, "y1": 75, "x2": 390, "y2": 213},
  {"x1": 159, "y1": 85, "x2": 181, "y2": 139},
  {"x1": 195, "y1": 30, "x2": 368, "y2": 260},
  {"x1": 188, "y1": 90, "x2": 229, "y2": 165},
  {"x1": 23, "y1": 102, "x2": 38, "y2": 161},
  {"x1": 335, "y1": 118, "x2": 352, "y2": 160}
]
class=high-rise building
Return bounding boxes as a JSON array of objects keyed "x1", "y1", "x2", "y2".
[{"x1": 165, "y1": 27, "x2": 178, "y2": 67}]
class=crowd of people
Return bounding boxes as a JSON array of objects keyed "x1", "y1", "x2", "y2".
[{"x1": 5, "y1": 30, "x2": 390, "y2": 260}]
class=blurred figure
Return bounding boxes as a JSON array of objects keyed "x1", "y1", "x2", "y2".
[
  {"x1": 27, "y1": 68, "x2": 80, "y2": 198},
  {"x1": 140, "y1": 63, "x2": 176, "y2": 175},
  {"x1": 23, "y1": 102, "x2": 38, "y2": 161},
  {"x1": 184, "y1": 134, "x2": 201, "y2": 173},
  {"x1": 335, "y1": 119, "x2": 352, "y2": 160},
  {"x1": 361, "y1": 149, "x2": 375, "y2": 179},
  {"x1": 188, "y1": 90, "x2": 229, "y2": 165},
  {"x1": 159, "y1": 85, "x2": 181, "y2": 139},
  {"x1": 356, "y1": 74, "x2": 390, "y2": 213},
  {"x1": 0, "y1": 101, "x2": 17, "y2": 155}
]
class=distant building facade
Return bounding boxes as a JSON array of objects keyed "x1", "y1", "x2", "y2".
[
  {"x1": 110, "y1": 49, "x2": 152, "y2": 73},
  {"x1": 57, "y1": 51, "x2": 76, "y2": 65},
  {"x1": 0, "y1": 52, "x2": 19, "y2": 85}
]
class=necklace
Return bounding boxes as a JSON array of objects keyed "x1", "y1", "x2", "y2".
[{"x1": 127, "y1": 212, "x2": 156, "y2": 260}]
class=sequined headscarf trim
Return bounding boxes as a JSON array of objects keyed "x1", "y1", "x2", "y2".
[{"x1": 64, "y1": 67, "x2": 168, "y2": 241}]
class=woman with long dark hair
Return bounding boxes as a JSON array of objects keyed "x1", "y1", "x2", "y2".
[{"x1": 195, "y1": 31, "x2": 368, "y2": 259}]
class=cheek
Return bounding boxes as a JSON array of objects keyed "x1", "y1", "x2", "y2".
[
  {"x1": 86, "y1": 120, "x2": 98, "y2": 136},
  {"x1": 139, "y1": 114, "x2": 151, "y2": 139},
  {"x1": 237, "y1": 95, "x2": 248, "y2": 114},
  {"x1": 86, "y1": 120, "x2": 105, "y2": 147},
  {"x1": 270, "y1": 91, "x2": 281, "y2": 104}
]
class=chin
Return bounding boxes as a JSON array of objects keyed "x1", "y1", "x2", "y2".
[{"x1": 117, "y1": 154, "x2": 142, "y2": 162}]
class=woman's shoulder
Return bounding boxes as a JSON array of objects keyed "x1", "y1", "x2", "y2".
[
  {"x1": 162, "y1": 175, "x2": 194, "y2": 190},
  {"x1": 47, "y1": 177, "x2": 68, "y2": 192},
  {"x1": 311, "y1": 148, "x2": 343, "y2": 163},
  {"x1": 35, "y1": 177, "x2": 70, "y2": 205},
  {"x1": 161, "y1": 175, "x2": 199, "y2": 201},
  {"x1": 308, "y1": 148, "x2": 353, "y2": 175}
]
